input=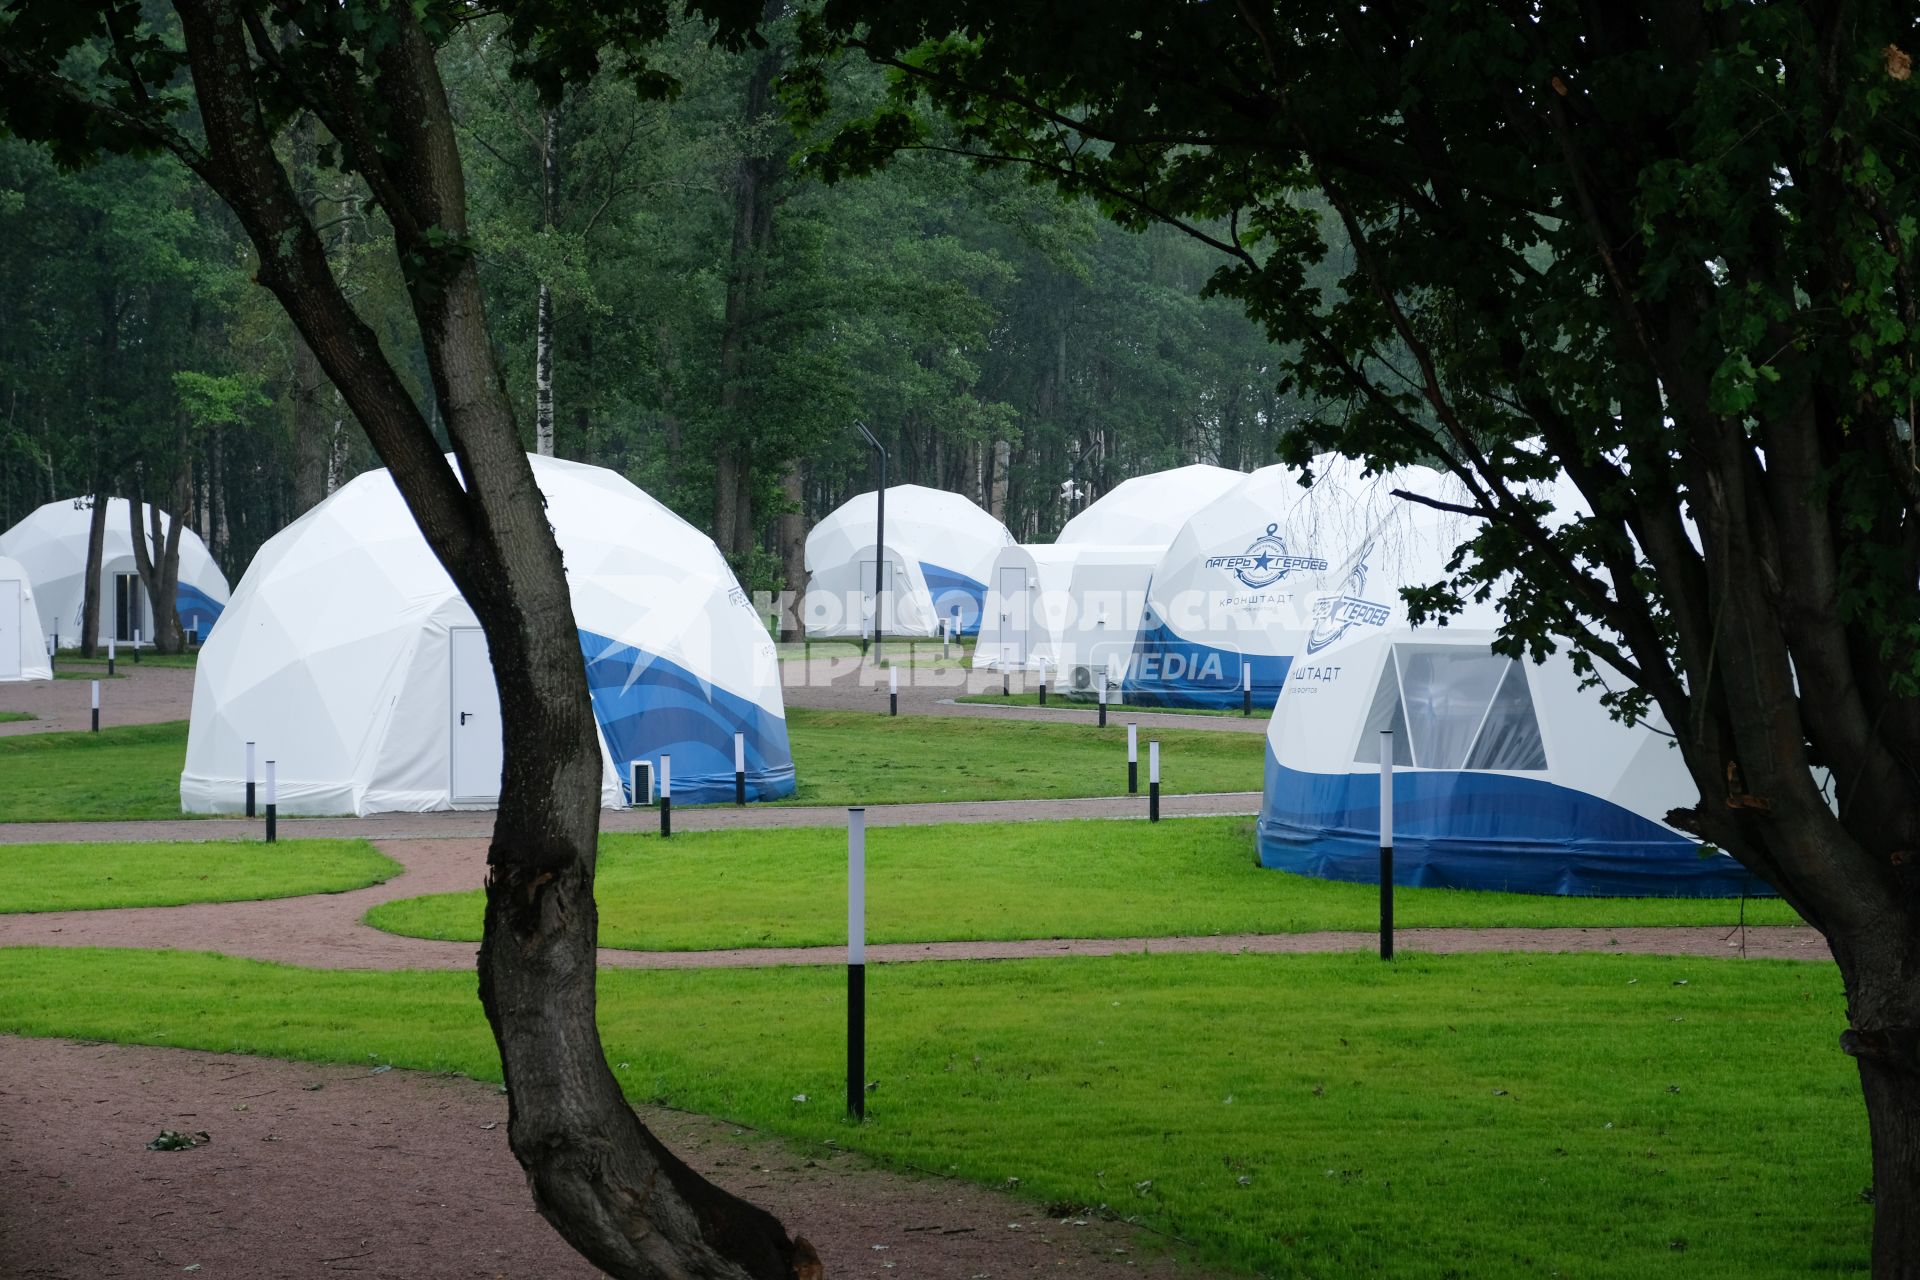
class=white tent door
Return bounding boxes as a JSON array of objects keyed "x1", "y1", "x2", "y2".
[
  {"x1": 858, "y1": 558, "x2": 896, "y2": 633},
  {"x1": 449, "y1": 627, "x2": 504, "y2": 804},
  {"x1": 998, "y1": 566, "x2": 1028, "y2": 663},
  {"x1": 0, "y1": 580, "x2": 19, "y2": 678}
]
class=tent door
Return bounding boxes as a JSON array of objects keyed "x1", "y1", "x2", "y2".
[
  {"x1": 0, "y1": 580, "x2": 19, "y2": 678},
  {"x1": 113, "y1": 573, "x2": 146, "y2": 642},
  {"x1": 448, "y1": 627, "x2": 504, "y2": 804},
  {"x1": 857, "y1": 557, "x2": 896, "y2": 636},
  {"x1": 998, "y1": 565, "x2": 1028, "y2": 665}
]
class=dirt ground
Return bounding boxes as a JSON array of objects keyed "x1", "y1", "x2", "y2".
[{"x1": 0, "y1": 1036, "x2": 1204, "y2": 1280}]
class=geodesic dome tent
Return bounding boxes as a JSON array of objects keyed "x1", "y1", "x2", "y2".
[
  {"x1": 180, "y1": 455, "x2": 795, "y2": 816},
  {"x1": 0, "y1": 497, "x2": 230, "y2": 646},
  {"x1": 0, "y1": 555, "x2": 52, "y2": 682},
  {"x1": 1124, "y1": 458, "x2": 1455, "y2": 708},
  {"x1": 975, "y1": 543, "x2": 1080, "y2": 670},
  {"x1": 1057, "y1": 463, "x2": 1245, "y2": 547},
  {"x1": 802, "y1": 485, "x2": 1014, "y2": 638},
  {"x1": 1254, "y1": 467, "x2": 1754, "y2": 896}
]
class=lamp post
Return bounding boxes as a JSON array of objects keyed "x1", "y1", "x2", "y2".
[{"x1": 855, "y1": 422, "x2": 887, "y2": 665}]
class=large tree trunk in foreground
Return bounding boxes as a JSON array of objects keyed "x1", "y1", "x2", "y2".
[{"x1": 171, "y1": 3, "x2": 815, "y2": 1275}]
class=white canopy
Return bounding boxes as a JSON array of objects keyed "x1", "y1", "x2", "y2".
[
  {"x1": 1057, "y1": 464, "x2": 1245, "y2": 546},
  {"x1": 802, "y1": 485, "x2": 1013, "y2": 637},
  {"x1": 0, "y1": 555, "x2": 52, "y2": 682},
  {"x1": 0, "y1": 497, "x2": 230, "y2": 645},
  {"x1": 181, "y1": 455, "x2": 795, "y2": 816}
]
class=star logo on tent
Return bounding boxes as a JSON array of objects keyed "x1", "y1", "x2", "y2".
[{"x1": 1205, "y1": 524, "x2": 1326, "y2": 589}]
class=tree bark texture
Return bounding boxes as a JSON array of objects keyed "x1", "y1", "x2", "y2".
[
  {"x1": 776, "y1": 461, "x2": 807, "y2": 640},
  {"x1": 535, "y1": 104, "x2": 559, "y2": 457},
  {"x1": 79, "y1": 492, "x2": 107, "y2": 654},
  {"x1": 169, "y1": 3, "x2": 817, "y2": 1276}
]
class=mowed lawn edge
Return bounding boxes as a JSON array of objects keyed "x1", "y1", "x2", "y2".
[
  {"x1": 364, "y1": 816, "x2": 1804, "y2": 951},
  {"x1": 0, "y1": 711, "x2": 1264, "y2": 823},
  {"x1": 0, "y1": 945, "x2": 1865, "y2": 1279},
  {"x1": 0, "y1": 839, "x2": 399, "y2": 912}
]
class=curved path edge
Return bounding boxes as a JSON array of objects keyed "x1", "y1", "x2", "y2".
[{"x1": 0, "y1": 836, "x2": 1833, "y2": 970}]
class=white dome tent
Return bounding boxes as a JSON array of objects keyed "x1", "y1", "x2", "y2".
[
  {"x1": 0, "y1": 556, "x2": 52, "y2": 681},
  {"x1": 1125, "y1": 457, "x2": 1437, "y2": 708},
  {"x1": 1256, "y1": 467, "x2": 1755, "y2": 896},
  {"x1": 0, "y1": 497, "x2": 230, "y2": 646},
  {"x1": 1056, "y1": 463, "x2": 1245, "y2": 547},
  {"x1": 975, "y1": 464, "x2": 1245, "y2": 676},
  {"x1": 802, "y1": 485, "x2": 1013, "y2": 638},
  {"x1": 181, "y1": 455, "x2": 795, "y2": 816}
]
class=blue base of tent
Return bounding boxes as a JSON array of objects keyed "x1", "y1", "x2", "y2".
[
  {"x1": 1256, "y1": 752, "x2": 1768, "y2": 898},
  {"x1": 920, "y1": 562, "x2": 988, "y2": 636},
  {"x1": 581, "y1": 629, "x2": 797, "y2": 805},
  {"x1": 1121, "y1": 619, "x2": 1291, "y2": 709},
  {"x1": 176, "y1": 584, "x2": 225, "y2": 638}
]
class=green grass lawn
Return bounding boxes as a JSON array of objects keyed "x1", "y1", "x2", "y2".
[
  {"x1": 0, "y1": 945, "x2": 1865, "y2": 1278},
  {"x1": 57, "y1": 649, "x2": 199, "y2": 669},
  {"x1": 0, "y1": 711, "x2": 33, "y2": 724},
  {"x1": 0, "y1": 712, "x2": 1259, "y2": 822},
  {"x1": 955, "y1": 690, "x2": 1250, "y2": 717},
  {"x1": 366, "y1": 816, "x2": 1803, "y2": 951},
  {"x1": 0, "y1": 839, "x2": 397, "y2": 912},
  {"x1": 779, "y1": 707, "x2": 1261, "y2": 805},
  {"x1": 0, "y1": 721, "x2": 195, "y2": 821}
]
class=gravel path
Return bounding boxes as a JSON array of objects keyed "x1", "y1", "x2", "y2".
[
  {"x1": 0, "y1": 661, "x2": 195, "y2": 737},
  {"x1": 0, "y1": 1035, "x2": 1202, "y2": 1280},
  {"x1": 0, "y1": 791, "x2": 1263, "y2": 845},
  {"x1": 0, "y1": 836, "x2": 1833, "y2": 969}
]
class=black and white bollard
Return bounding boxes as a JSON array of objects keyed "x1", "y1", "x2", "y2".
[
  {"x1": 133, "y1": 628, "x2": 141, "y2": 664},
  {"x1": 1037, "y1": 657, "x2": 1048, "y2": 706},
  {"x1": 1242, "y1": 662, "x2": 1252, "y2": 716},
  {"x1": 889, "y1": 664, "x2": 899, "y2": 716},
  {"x1": 1127, "y1": 722, "x2": 1139, "y2": 794},
  {"x1": 90, "y1": 680, "x2": 100, "y2": 732},
  {"x1": 1148, "y1": 740, "x2": 1161, "y2": 822},
  {"x1": 264, "y1": 759, "x2": 278, "y2": 844},
  {"x1": 107, "y1": 637, "x2": 116, "y2": 676},
  {"x1": 46, "y1": 635, "x2": 55, "y2": 674},
  {"x1": 659, "y1": 753, "x2": 673, "y2": 838},
  {"x1": 245, "y1": 741, "x2": 257, "y2": 818},
  {"x1": 1379, "y1": 729, "x2": 1394, "y2": 961},
  {"x1": 1098, "y1": 677, "x2": 1109, "y2": 728},
  {"x1": 734, "y1": 732, "x2": 747, "y2": 806},
  {"x1": 847, "y1": 806, "x2": 867, "y2": 1122}
]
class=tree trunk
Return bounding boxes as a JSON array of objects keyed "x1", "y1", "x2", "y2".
[
  {"x1": 126, "y1": 485, "x2": 183, "y2": 654},
  {"x1": 776, "y1": 461, "x2": 806, "y2": 640},
  {"x1": 289, "y1": 111, "x2": 332, "y2": 515},
  {"x1": 1841, "y1": 949, "x2": 1920, "y2": 1279},
  {"x1": 171, "y1": 4, "x2": 816, "y2": 1275},
  {"x1": 79, "y1": 492, "x2": 107, "y2": 655},
  {"x1": 990, "y1": 439, "x2": 1011, "y2": 523},
  {"x1": 535, "y1": 105, "x2": 559, "y2": 457}
]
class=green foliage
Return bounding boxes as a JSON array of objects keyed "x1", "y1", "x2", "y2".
[
  {"x1": 0, "y1": 945, "x2": 1868, "y2": 1278},
  {"x1": 0, "y1": 838, "x2": 396, "y2": 911}
]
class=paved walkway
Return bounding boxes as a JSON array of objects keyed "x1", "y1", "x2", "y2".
[
  {"x1": 0, "y1": 836, "x2": 1834, "y2": 969},
  {"x1": 0, "y1": 790, "x2": 1263, "y2": 845},
  {"x1": 0, "y1": 659, "x2": 195, "y2": 736}
]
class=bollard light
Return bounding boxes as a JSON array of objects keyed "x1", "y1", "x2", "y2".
[
  {"x1": 1148, "y1": 739, "x2": 1161, "y2": 822},
  {"x1": 107, "y1": 637, "x2": 116, "y2": 676},
  {"x1": 264, "y1": 759, "x2": 278, "y2": 844},
  {"x1": 734, "y1": 732, "x2": 747, "y2": 806},
  {"x1": 889, "y1": 664, "x2": 899, "y2": 717},
  {"x1": 659, "y1": 753, "x2": 673, "y2": 838},
  {"x1": 133, "y1": 627, "x2": 141, "y2": 663},
  {"x1": 1380, "y1": 730, "x2": 1395, "y2": 960},
  {"x1": 1127, "y1": 722, "x2": 1139, "y2": 794},
  {"x1": 847, "y1": 806, "x2": 867, "y2": 1121},
  {"x1": 1098, "y1": 676, "x2": 1109, "y2": 728},
  {"x1": 90, "y1": 679, "x2": 100, "y2": 732},
  {"x1": 245, "y1": 741, "x2": 257, "y2": 818},
  {"x1": 1242, "y1": 662, "x2": 1253, "y2": 716}
]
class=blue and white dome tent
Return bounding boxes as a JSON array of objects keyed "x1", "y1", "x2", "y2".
[
  {"x1": 1257, "y1": 470, "x2": 1760, "y2": 897},
  {"x1": 1124, "y1": 456, "x2": 1425, "y2": 708},
  {"x1": 0, "y1": 497, "x2": 231, "y2": 645},
  {"x1": 180, "y1": 455, "x2": 794, "y2": 816},
  {"x1": 802, "y1": 485, "x2": 1013, "y2": 638}
]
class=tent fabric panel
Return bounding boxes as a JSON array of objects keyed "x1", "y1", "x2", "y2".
[
  {"x1": 917, "y1": 561, "x2": 989, "y2": 635},
  {"x1": 582, "y1": 629, "x2": 796, "y2": 804},
  {"x1": 1255, "y1": 752, "x2": 1764, "y2": 898},
  {"x1": 174, "y1": 582, "x2": 227, "y2": 637},
  {"x1": 1121, "y1": 617, "x2": 1291, "y2": 709}
]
